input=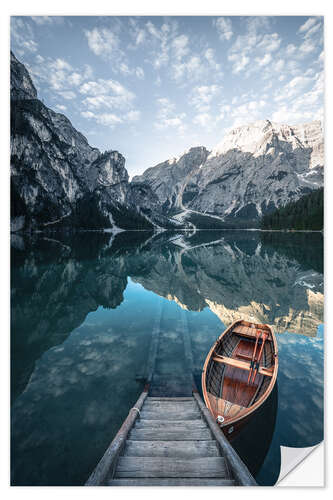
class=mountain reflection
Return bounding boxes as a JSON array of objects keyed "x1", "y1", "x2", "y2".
[{"x1": 11, "y1": 229, "x2": 323, "y2": 403}]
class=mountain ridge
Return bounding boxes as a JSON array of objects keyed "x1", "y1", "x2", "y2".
[
  {"x1": 11, "y1": 51, "x2": 324, "y2": 232},
  {"x1": 10, "y1": 52, "x2": 180, "y2": 233},
  {"x1": 133, "y1": 119, "x2": 323, "y2": 227}
]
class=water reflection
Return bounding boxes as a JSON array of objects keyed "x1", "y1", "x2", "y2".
[{"x1": 11, "y1": 230, "x2": 323, "y2": 485}]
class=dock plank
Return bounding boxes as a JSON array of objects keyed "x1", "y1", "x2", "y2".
[
  {"x1": 115, "y1": 457, "x2": 228, "y2": 478},
  {"x1": 123, "y1": 440, "x2": 219, "y2": 458},
  {"x1": 129, "y1": 428, "x2": 212, "y2": 441},
  {"x1": 109, "y1": 478, "x2": 236, "y2": 486},
  {"x1": 134, "y1": 419, "x2": 207, "y2": 429},
  {"x1": 139, "y1": 410, "x2": 201, "y2": 420}
]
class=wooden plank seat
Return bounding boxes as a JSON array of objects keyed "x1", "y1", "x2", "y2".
[
  {"x1": 232, "y1": 326, "x2": 270, "y2": 340},
  {"x1": 212, "y1": 354, "x2": 274, "y2": 378}
]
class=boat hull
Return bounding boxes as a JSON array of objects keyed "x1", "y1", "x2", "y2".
[{"x1": 202, "y1": 319, "x2": 278, "y2": 439}]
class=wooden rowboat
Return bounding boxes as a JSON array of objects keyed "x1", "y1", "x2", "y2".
[{"x1": 202, "y1": 319, "x2": 278, "y2": 439}]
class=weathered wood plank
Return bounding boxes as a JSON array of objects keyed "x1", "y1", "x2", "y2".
[
  {"x1": 146, "y1": 397, "x2": 194, "y2": 401},
  {"x1": 140, "y1": 410, "x2": 201, "y2": 420},
  {"x1": 129, "y1": 428, "x2": 212, "y2": 441},
  {"x1": 109, "y1": 478, "x2": 236, "y2": 486},
  {"x1": 135, "y1": 419, "x2": 207, "y2": 429},
  {"x1": 115, "y1": 457, "x2": 228, "y2": 478},
  {"x1": 143, "y1": 403, "x2": 198, "y2": 412},
  {"x1": 144, "y1": 399, "x2": 196, "y2": 406},
  {"x1": 123, "y1": 440, "x2": 219, "y2": 458},
  {"x1": 212, "y1": 355, "x2": 273, "y2": 377}
]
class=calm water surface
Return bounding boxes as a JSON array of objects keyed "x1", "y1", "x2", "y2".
[{"x1": 11, "y1": 230, "x2": 323, "y2": 486}]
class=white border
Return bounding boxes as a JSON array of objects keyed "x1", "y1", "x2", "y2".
[{"x1": 1, "y1": 1, "x2": 331, "y2": 498}]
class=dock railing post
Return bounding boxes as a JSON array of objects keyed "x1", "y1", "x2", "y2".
[{"x1": 192, "y1": 387, "x2": 257, "y2": 486}]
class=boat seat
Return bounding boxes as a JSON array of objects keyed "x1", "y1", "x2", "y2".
[
  {"x1": 236, "y1": 353, "x2": 253, "y2": 361},
  {"x1": 232, "y1": 326, "x2": 270, "y2": 340},
  {"x1": 212, "y1": 354, "x2": 273, "y2": 378}
]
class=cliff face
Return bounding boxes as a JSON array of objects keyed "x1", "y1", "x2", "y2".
[
  {"x1": 133, "y1": 120, "x2": 324, "y2": 227},
  {"x1": 11, "y1": 52, "x2": 324, "y2": 231},
  {"x1": 10, "y1": 52, "x2": 178, "y2": 232}
]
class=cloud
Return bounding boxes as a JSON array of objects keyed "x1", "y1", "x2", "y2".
[
  {"x1": 80, "y1": 79, "x2": 134, "y2": 99},
  {"x1": 204, "y1": 48, "x2": 221, "y2": 72},
  {"x1": 274, "y1": 59, "x2": 285, "y2": 72},
  {"x1": 227, "y1": 99, "x2": 267, "y2": 128},
  {"x1": 21, "y1": 40, "x2": 38, "y2": 53},
  {"x1": 274, "y1": 75, "x2": 314, "y2": 104},
  {"x1": 172, "y1": 35, "x2": 189, "y2": 60},
  {"x1": 215, "y1": 17, "x2": 233, "y2": 41},
  {"x1": 257, "y1": 33, "x2": 281, "y2": 52},
  {"x1": 228, "y1": 17, "x2": 281, "y2": 76},
  {"x1": 190, "y1": 85, "x2": 220, "y2": 113},
  {"x1": 171, "y1": 55, "x2": 203, "y2": 82},
  {"x1": 68, "y1": 72, "x2": 83, "y2": 86},
  {"x1": 79, "y1": 76, "x2": 139, "y2": 126},
  {"x1": 299, "y1": 38, "x2": 316, "y2": 54},
  {"x1": 298, "y1": 17, "x2": 318, "y2": 34},
  {"x1": 117, "y1": 62, "x2": 144, "y2": 79},
  {"x1": 193, "y1": 113, "x2": 214, "y2": 127},
  {"x1": 55, "y1": 104, "x2": 67, "y2": 112},
  {"x1": 295, "y1": 17, "x2": 322, "y2": 59},
  {"x1": 81, "y1": 111, "x2": 123, "y2": 127},
  {"x1": 126, "y1": 110, "x2": 141, "y2": 122},
  {"x1": 51, "y1": 58, "x2": 72, "y2": 72},
  {"x1": 271, "y1": 106, "x2": 315, "y2": 124},
  {"x1": 286, "y1": 44, "x2": 296, "y2": 56},
  {"x1": 228, "y1": 53, "x2": 250, "y2": 74},
  {"x1": 154, "y1": 97, "x2": 186, "y2": 134},
  {"x1": 85, "y1": 27, "x2": 120, "y2": 57},
  {"x1": 135, "y1": 29, "x2": 145, "y2": 45},
  {"x1": 256, "y1": 53, "x2": 272, "y2": 67},
  {"x1": 135, "y1": 67, "x2": 144, "y2": 79},
  {"x1": 11, "y1": 17, "x2": 38, "y2": 56},
  {"x1": 61, "y1": 91, "x2": 76, "y2": 100},
  {"x1": 31, "y1": 16, "x2": 64, "y2": 25}
]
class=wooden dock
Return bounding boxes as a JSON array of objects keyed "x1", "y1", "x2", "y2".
[
  {"x1": 86, "y1": 388, "x2": 257, "y2": 486},
  {"x1": 85, "y1": 304, "x2": 257, "y2": 486}
]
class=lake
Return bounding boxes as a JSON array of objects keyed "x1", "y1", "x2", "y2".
[{"x1": 10, "y1": 229, "x2": 324, "y2": 486}]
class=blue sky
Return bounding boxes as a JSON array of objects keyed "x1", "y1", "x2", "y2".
[{"x1": 11, "y1": 16, "x2": 324, "y2": 177}]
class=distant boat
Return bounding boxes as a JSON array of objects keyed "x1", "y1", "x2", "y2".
[{"x1": 202, "y1": 320, "x2": 278, "y2": 439}]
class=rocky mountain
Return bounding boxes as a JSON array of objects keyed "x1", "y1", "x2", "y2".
[
  {"x1": 133, "y1": 120, "x2": 324, "y2": 227},
  {"x1": 10, "y1": 52, "x2": 179, "y2": 233},
  {"x1": 11, "y1": 52, "x2": 324, "y2": 232}
]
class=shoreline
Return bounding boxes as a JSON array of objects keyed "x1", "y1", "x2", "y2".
[{"x1": 11, "y1": 227, "x2": 323, "y2": 236}]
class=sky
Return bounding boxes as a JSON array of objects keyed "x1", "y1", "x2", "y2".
[{"x1": 10, "y1": 16, "x2": 324, "y2": 177}]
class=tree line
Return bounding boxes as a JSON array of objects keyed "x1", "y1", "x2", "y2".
[{"x1": 260, "y1": 188, "x2": 323, "y2": 230}]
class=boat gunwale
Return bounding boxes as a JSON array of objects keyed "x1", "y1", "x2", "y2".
[{"x1": 201, "y1": 319, "x2": 279, "y2": 428}]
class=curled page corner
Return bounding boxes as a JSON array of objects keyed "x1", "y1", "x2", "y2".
[{"x1": 277, "y1": 442, "x2": 324, "y2": 486}]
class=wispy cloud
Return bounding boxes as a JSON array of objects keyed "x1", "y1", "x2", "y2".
[
  {"x1": 11, "y1": 17, "x2": 38, "y2": 56},
  {"x1": 31, "y1": 16, "x2": 64, "y2": 25},
  {"x1": 228, "y1": 53, "x2": 250, "y2": 74},
  {"x1": 154, "y1": 97, "x2": 186, "y2": 134},
  {"x1": 80, "y1": 81, "x2": 135, "y2": 111},
  {"x1": 85, "y1": 27, "x2": 120, "y2": 57},
  {"x1": 190, "y1": 85, "x2": 220, "y2": 113},
  {"x1": 215, "y1": 17, "x2": 233, "y2": 41},
  {"x1": 256, "y1": 53, "x2": 272, "y2": 67},
  {"x1": 298, "y1": 18, "x2": 318, "y2": 34}
]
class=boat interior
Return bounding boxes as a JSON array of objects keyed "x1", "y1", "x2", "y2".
[{"x1": 204, "y1": 321, "x2": 276, "y2": 423}]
